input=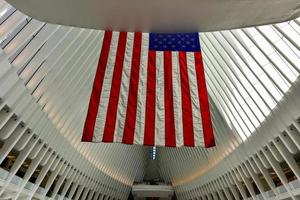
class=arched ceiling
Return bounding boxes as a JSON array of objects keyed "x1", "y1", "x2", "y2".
[
  {"x1": 0, "y1": 0, "x2": 299, "y2": 197},
  {"x1": 5, "y1": 0, "x2": 300, "y2": 32}
]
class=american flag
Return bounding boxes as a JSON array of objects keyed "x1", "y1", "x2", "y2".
[{"x1": 82, "y1": 31, "x2": 215, "y2": 147}]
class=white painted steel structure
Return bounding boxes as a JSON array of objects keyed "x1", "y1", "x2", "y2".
[
  {"x1": 0, "y1": 0, "x2": 299, "y2": 199},
  {"x1": 5, "y1": 0, "x2": 300, "y2": 32}
]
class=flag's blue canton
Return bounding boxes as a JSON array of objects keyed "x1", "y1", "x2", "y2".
[{"x1": 149, "y1": 33, "x2": 201, "y2": 52}]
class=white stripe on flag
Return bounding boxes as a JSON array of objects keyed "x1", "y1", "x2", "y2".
[
  {"x1": 134, "y1": 33, "x2": 149, "y2": 145},
  {"x1": 155, "y1": 51, "x2": 165, "y2": 146},
  {"x1": 114, "y1": 32, "x2": 134, "y2": 142},
  {"x1": 82, "y1": 32, "x2": 104, "y2": 140},
  {"x1": 187, "y1": 52, "x2": 204, "y2": 146},
  {"x1": 172, "y1": 51, "x2": 184, "y2": 147},
  {"x1": 93, "y1": 32, "x2": 120, "y2": 142}
]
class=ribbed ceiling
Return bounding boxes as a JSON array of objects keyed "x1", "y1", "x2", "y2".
[{"x1": 0, "y1": 0, "x2": 299, "y2": 196}]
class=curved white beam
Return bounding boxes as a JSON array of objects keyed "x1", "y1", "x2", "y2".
[{"x1": 6, "y1": 0, "x2": 300, "y2": 32}]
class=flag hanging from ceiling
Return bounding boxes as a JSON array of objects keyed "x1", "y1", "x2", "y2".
[{"x1": 82, "y1": 31, "x2": 215, "y2": 148}]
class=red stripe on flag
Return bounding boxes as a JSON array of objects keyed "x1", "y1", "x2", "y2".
[
  {"x1": 102, "y1": 32, "x2": 127, "y2": 142},
  {"x1": 194, "y1": 52, "x2": 215, "y2": 147},
  {"x1": 179, "y1": 51, "x2": 195, "y2": 147},
  {"x1": 122, "y1": 32, "x2": 142, "y2": 144},
  {"x1": 164, "y1": 51, "x2": 176, "y2": 147},
  {"x1": 144, "y1": 50, "x2": 156, "y2": 146},
  {"x1": 82, "y1": 31, "x2": 112, "y2": 142}
]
